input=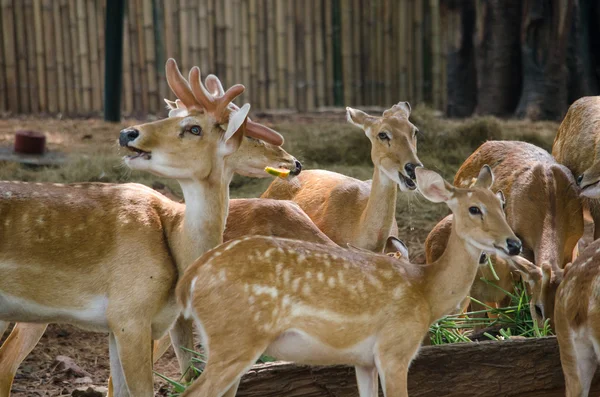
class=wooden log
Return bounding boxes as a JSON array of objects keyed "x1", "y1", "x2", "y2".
[
  {"x1": 69, "y1": 0, "x2": 82, "y2": 112},
  {"x1": 215, "y1": 0, "x2": 226, "y2": 78},
  {"x1": 59, "y1": 0, "x2": 74, "y2": 114},
  {"x1": 304, "y1": 1, "x2": 315, "y2": 110},
  {"x1": 179, "y1": 0, "x2": 189, "y2": 74},
  {"x1": 406, "y1": 0, "x2": 414, "y2": 101},
  {"x1": 236, "y1": 338, "x2": 600, "y2": 397},
  {"x1": 266, "y1": 0, "x2": 277, "y2": 107},
  {"x1": 275, "y1": 0, "x2": 286, "y2": 107},
  {"x1": 53, "y1": 0, "x2": 66, "y2": 113},
  {"x1": 285, "y1": 0, "x2": 296, "y2": 108},
  {"x1": 314, "y1": 0, "x2": 326, "y2": 108},
  {"x1": 33, "y1": 0, "x2": 47, "y2": 112},
  {"x1": 142, "y1": 0, "x2": 158, "y2": 113},
  {"x1": 207, "y1": 0, "x2": 215, "y2": 72},
  {"x1": 97, "y1": 0, "x2": 106, "y2": 92},
  {"x1": 86, "y1": 0, "x2": 101, "y2": 112},
  {"x1": 188, "y1": 0, "x2": 199, "y2": 67},
  {"x1": 14, "y1": 0, "x2": 29, "y2": 112},
  {"x1": 135, "y1": 0, "x2": 148, "y2": 112},
  {"x1": 340, "y1": 1, "x2": 352, "y2": 106},
  {"x1": 76, "y1": 0, "x2": 91, "y2": 113},
  {"x1": 42, "y1": 0, "x2": 57, "y2": 113},
  {"x1": 294, "y1": 0, "x2": 305, "y2": 111},
  {"x1": 398, "y1": 0, "x2": 406, "y2": 100},
  {"x1": 232, "y1": 0, "x2": 241, "y2": 87},
  {"x1": 1, "y1": 0, "x2": 18, "y2": 113},
  {"x1": 163, "y1": 0, "x2": 176, "y2": 59}
]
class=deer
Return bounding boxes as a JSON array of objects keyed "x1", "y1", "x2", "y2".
[
  {"x1": 261, "y1": 102, "x2": 422, "y2": 253},
  {"x1": 0, "y1": 58, "x2": 286, "y2": 397},
  {"x1": 424, "y1": 141, "x2": 583, "y2": 329},
  {"x1": 552, "y1": 96, "x2": 600, "y2": 240},
  {"x1": 174, "y1": 165, "x2": 521, "y2": 397},
  {"x1": 554, "y1": 238, "x2": 600, "y2": 397}
]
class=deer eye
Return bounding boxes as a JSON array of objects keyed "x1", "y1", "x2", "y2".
[
  {"x1": 378, "y1": 132, "x2": 390, "y2": 141},
  {"x1": 469, "y1": 206, "x2": 482, "y2": 215},
  {"x1": 188, "y1": 125, "x2": 202, "y2": 136}
]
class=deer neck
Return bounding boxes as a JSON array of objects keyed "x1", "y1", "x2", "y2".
[
  {"x1": 355, "y1": 167, "x2": 398, "y2": 252},
  {"x1": 169, "y1": 175, "x2": 230, "y2": 273},
  {"x1": 422, "y1": 223, "x2": 482, "y2": 321}
]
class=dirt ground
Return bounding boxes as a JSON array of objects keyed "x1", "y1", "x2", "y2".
[{"x1": 0, "y1": 110, "x2": 562, "y2": 395}]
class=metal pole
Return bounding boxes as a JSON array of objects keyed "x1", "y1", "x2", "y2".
[{"x1": 104, "y1": 0, "x2": 125, "y2": 122}]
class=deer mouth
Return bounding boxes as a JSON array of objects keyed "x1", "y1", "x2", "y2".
[
  {"x1": 399, "y1": 172, "x2": 417, "y2": 190},
  {"x1": 126, "y1": 146, "x2": 152, "y2": 160}
]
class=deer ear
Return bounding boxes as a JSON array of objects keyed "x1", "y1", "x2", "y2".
[
  {"x1": 415, "y1": 168, "x2": 454, "y2": 203},
  {"x1": 384, "y1": 236, "x2": 409, "y2": 258},
  {"x1": 496, "y1": 190, "x2": 505, "y2": 205},
  {"x1": 222, "y1": 103, "x2": 250, "y2": 155},
  {"x1": 474, "y1": 165, "x2": 494, "y2": 189},
  {"x1": 508, "y1": 256, "x2": 542, "y2": 285},
  {"x1": 346, "y1": 107, "x2": 375, "y2": 129},
  {"x1": 164, "y1": 99, "x2": 177, "y2": 109},
  {"x1": 384, "y1": 101, "x2": 411, "y2": 118}
]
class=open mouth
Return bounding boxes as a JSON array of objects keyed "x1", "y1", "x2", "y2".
[
  {"x1": 126, "y1": 146, "x2": 152, "y2": 160},
  {"x1": 581, "y1": 180, "x2": 600, "y2": 191},
  {"x1": 493, "y1": 244, "x2": 510, "y2": 256},
  {"x1": 399, "y1": 172, "x2": 416, "y2": 190}
]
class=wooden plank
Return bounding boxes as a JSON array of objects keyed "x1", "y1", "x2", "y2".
[
  {"x1": 53, "y1": 0, "x2": 67, "y2": 113},
  {"x1": 1, "y1": 0, "x2": 18, "y2": 113},
  {"x1": 383, "y1": 0, "x2": 392, "y2": 105},
  {"x1": 256, "y1": 0, "x2": 267, "y2": 109},
  {"x1": 135, "y1": 0, "x2": 148, "y2": 112},
  {"x1": 42, "y1": 0, "x2": 57, "y2": 113},
  {"x1": 179, "y1": 0, "x2": 189, "y2": 74},
  {"x1": 324, "y1": 0, "x2": 333, "y2": 106},
  {"x1": 237, "y1": 338, "x2": 600, "y2": 397},
  {"x1": 224, "y1": 0, "x2": 234, "y2": 83},
  {"x1": 240, "y1": 0, "x2": 251, "y2": 103},
  {"x1": 352, "y1": 0, "x2": 361, "y2": 105},
  {"x1": 163, "y1": 0, "x2": 176, "y2": 59},
  {"x1": 127, "y1": 0, "x2": 142, "y2": 113},
  {"x1": 207, "y1": 0, "x2": 215, "y2": 72},
  {"x1": 294, "y1": 0, "x2": 305, "y2": 111},
  {"x1": 414, "y1": 0, "x2": 423, "y2": 104},
  {"x1": 198, "y1": 0, "x2": 210, "y2": 73},
  {"x1": 75, "y1": 0, "x2": 91, "y2": 113},
  {"x1": 232, "y1": 0, "x2": 241, "y2": 88},
  {"x1": 248, "y1": 0, "x2": 258, "y2": 105},
  {"x1": 406, "y1": 0, "x2": 414, "y2": 100},
  {"x1": 398, "y1": 0, "x2": 407, "y2": 100},
  {"x1": 97, "y1": 0, "x2": 106, "y2": 91},
  {"x1": 122, "y1": 4, "x2": 133, "y2": 115},
  {"x1": 14, "y1": 0, "x2": 29, "y2": 112}
]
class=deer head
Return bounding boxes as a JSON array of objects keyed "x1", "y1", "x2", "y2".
[{"x1": 346, "y1": 102, "x2": 422, "y2": 191}]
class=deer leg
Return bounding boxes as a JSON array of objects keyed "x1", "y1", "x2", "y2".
[
  {"x1": 111, "y1": 325, "x2": 154, "y2": 397},
  {"x1": 559, "y1": 334, "x2": 598, "y2": 397},
  {"x1": 108, "y1": 333, "x2": 129, "y2": 397},
  {"x1": 169, "y1": 315, "x2": 196, "y2": 381},
  {"x1": 0, "y1": 323, "x2": 47, "y2": 397},
  {"x1": 356, "y1": 365, "x2": 379, "y2": 397},
  {"x1": 221, "y1": 379, "x2": 242, "y2": 397}
]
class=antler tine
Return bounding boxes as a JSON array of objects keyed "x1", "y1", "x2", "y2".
[
  {"x1": 165, "y1": 59, "x2": 198, "y2": 108},
  {"x1": 205, "y1": 74, "x2": 225, "y2": 97},
  {"x1": 189, "y1": 66, "x2": 216, "y2": 112},
  {"x1": 215, "y1": 84, "x2": 245, "y2": 122},
  {"x1": 246, "y1": 119, "x2": 284, "y2": 146}
]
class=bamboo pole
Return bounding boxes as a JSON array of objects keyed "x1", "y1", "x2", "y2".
[
  {"x1": 406, "y1": 0, "x2": 414, "y2": 101},
  {"x1": 1, "y1": 0, "x2": 18, "y2": 113},
  {"x1": 97, "y1": 0, "x2": 105, "y2": 87},
  {"x1": 60, "y1": 0, "x2": 75, "y2": 114},
  {"x1": 398, "y1": 0, "x2": 406, "y2": 100},
  {"x1": 122, "y1": 5, "x2": 133, "y2": 115},
  {"x1": 199, "y1": 0, "x2": 210, "y2": 72},
  {"x1": 248, "y1": 0, "x2": 258, "y2": 105},
  {"x1": 314, "y1": 0, "x2": 326, "y2": 108},
  {"x1": 154, "y1": 0, "x2": 168, "y2": 103},
  {"x1": 275, "y1": 1, "x2": 286, "y2": 107},
  {"x1": 225, "y1": 0, "x2": 235, "y2": 84},
  {"x1": 42, "y1": 0, "x2": 57, "y2": 113},
  {"x1": 369, "y1": 1, "x2": 377, "y2": 104},
  {"x1": 143, "y1": 0, "x2": 158, "y2": 113},
  {"x1": 207, "y1": 0, "x2": 215, "y2": 71},
  {"x1": 375, "y1": 0, "x2": 383, "y2": 105},
  {"x1": 232, "y1": 0, "x2": 241, "y2": 87},
  {"x1": 324, "y1": 1, "x2": 333, "y2": 106},
  {"x1": 241, "y1": 0, "x2": 251, "y2": 103},
  {"x1": 179, "y1": 0, "x2": 189, "y2": 74},
  {"x1": 53, "y1": 0, "x2": 66, "y2": 113},
  {"x1": 294, "y1": 0, "x2": 305, "y2": 111},
  {"x1": 383, "y1": 0, "x2": 393, "y2": 105},
  {"x1": 429, "y1": 0, "x2": 441, "y2": 109},
  {"x1": 414, "y1": 0, "x2": 423, "y2": 104},
  {"x1": 33, "y1": 0, "x2": 47, "y2": 112},
  {"x1": 286, "y1": 0, "x2": 296, "y2": 108},
  {"x1": 86, "y1": 0, "x2": 101, "y2": 112},
  {"x1": 215, "y1": 0, "x2": 225, "y2": 78},
  {"x1": 304, "y1": 2, "x2": 315, "y2": 110},
  {"x1": 127, "y1": 0, "x2": 142, "y2": 113},
  {"x1": 0, "y1": 1, "x2": 5, "y2": 112},
  {"x1": 189, "y1": 0, "x2": 199, "y2": 67},
  {"x1": 340, "y1": 1, "x2": 352, "y2": 106},
  {"x1": 266, "y1": 0, "x2": 277, "y2": 107},
  {"x1": 352, "y1": 0, "x2": 361, "y2": 105},
  {"x1": 135, "y1": 0, "x2": 148, "y2": 112},
  {"x1": 257, "y1": 0, "x2": 267, "y2": 109},
  {"x1": 163, "y1": 0, "x2": 176, "y2": 59},
  {"x1": 440, "y1": 2, "x2": 449, "y2": 111},
  {"x1": 14, "y1": 0, "x2": 29, "y2": 112},
  {"x1": 75, "y1": 0, "x2": 91, "y2": 113}
]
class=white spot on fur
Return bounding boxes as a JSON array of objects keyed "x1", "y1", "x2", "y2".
[
  {"x1": 283, "y1": 269, "x2": 291, "y2": 285},
  {"x1": 317, "y1": 272, "x2": 324, "y2": 282},
  {"x1": 393, "y1": 286, "x2": 403, "y2": 299},
  {"x1": 276, "y1": 263, "x2": 283, "y2": 277},
  {"x1": 219, "y1": 269, "x2": 227, "y2": 282},
  {"x1": 292, "y1": 278, "x2": 301, "y2": 292},
  {"x1": 297, "y1": 254, "x2": 306, "y2": 264},
  {"x1": 337, "y1": 271, "x2": 345, "y2": 285},
  {"x1": 305, "y1": 271, "x2": 312, "y2": 279},
  {"x1": 302, "y1": 283, "x2": 311, "y2": 296},
  {"x1": 224, "y1": 239, "x2": 243, "y2": 251},
  {"x1": 252, "y1": 284, "x2": 279, "y2": 298},
  {"x1": 182, "y1": 276, "x2": 198, "y2": 318},
  {"x1": 328, "y1": 277, "x2": 336, "y2": 288},
  {"x1": 248, "y1": 295, "x2": 256, "y2": 305},
  {"x1": 264, "y1": 248, "x2": 275, "y2": 258}
]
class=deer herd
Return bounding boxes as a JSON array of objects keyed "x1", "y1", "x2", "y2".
[{"x1": 0, "y1": 60, "x2": 599, "y2": 397}]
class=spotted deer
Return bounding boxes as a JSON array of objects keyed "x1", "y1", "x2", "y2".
[
  {"x1": 174, "y1": 165, "x2": 521, "y2": 397},
  {"x1": 554, "y1": 238, "x2": 600, "y2": 397},
  {"x1": 261, "y1": 103, "x2": 422, "y2": 253},
  {"x1": 552, "y1": 96, "x2": 600, "y2": 240},
  {"x1": 0, "y1": 59, "x2": 285, "y2": 397},
  {"x1": 425, "y1": 141, "x2": 582, "y2": 328}
]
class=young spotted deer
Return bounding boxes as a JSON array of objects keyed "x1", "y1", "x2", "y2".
[
  {"x1": 0, "y1": 59, "x2": 284, "y2": 397},
  {"x1": 261, "y1": 103, "x2": 422, "y2": 252},
  {"x1": 552, "y1": 96, "x2": 600, "y2": 239},
  {"x1": 425, "y1": 141, "x2": 583, "y2": 327},
  {"x1": 175, "y1": 165, "x2": 521, "y2": 397},
  {"x1": 555, "y1": 238, "x2": 600, "y2": 397}
]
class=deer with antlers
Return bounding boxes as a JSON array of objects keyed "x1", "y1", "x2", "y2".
[
  {"x1": 0, "y1": 59, "x2": 285, "y2": 396},
  {"x1": 261, "y1": 102, "x2": 422, "y2": 253},
  {"x1": 174, "y1": 165, "x2": 521, "y2": 397},
  {"x1": 424, "y1": 141, "x2": 583, "y2": 328}
]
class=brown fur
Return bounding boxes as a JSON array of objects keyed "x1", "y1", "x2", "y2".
[
  {"x1": 261, "y1": 103, "x2": 421, "y2": 253},
  {"x1": 425, "y1": 141, "x2": 583, "y2": 327}
]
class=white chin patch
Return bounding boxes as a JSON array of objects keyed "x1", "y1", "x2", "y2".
[{"x1": 581, "y1": 183, "x2": 600, "y2": 198}]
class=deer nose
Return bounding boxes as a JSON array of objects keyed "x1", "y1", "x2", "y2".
[
  {"x1": 577, "y1": 174, "x2": 584, "y2": 186},
  {"x1": 119, "y1": 128, "x2": 139, "y2": 147},
  {"x1": 404, "y1": 163, "x2": 420, "y2": 180},
  {"x1": 506, "y1": 238, "x2": 522, "y2": 256},
  {"x1": 290, "y1": 159, "x2": 302, "y2": 176}
]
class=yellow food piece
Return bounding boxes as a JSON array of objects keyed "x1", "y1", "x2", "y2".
[{"x1": 264, "y1": 166, "x2": 290, "y2": 179}]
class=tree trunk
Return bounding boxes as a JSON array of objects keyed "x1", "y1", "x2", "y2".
[
  {"x1": 237, "y1": 338, "x2": 600, "y2": 397},
  {"x1": 474, "y1": 0, "x2": 522, "y2": 117},
  {"x1": 516, "y1": 0, "x2": 575, "y2": 120},
  {"x1": 566, "y1": 0, "x2": 600, "y2": 103},
  {"x1": 446, "y1": 0, "x2": 477, "y2": 118}
]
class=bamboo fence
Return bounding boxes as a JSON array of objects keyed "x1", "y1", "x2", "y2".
[{"x1": 0, "y1": 0, "x2": 452, "y2": 116}]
